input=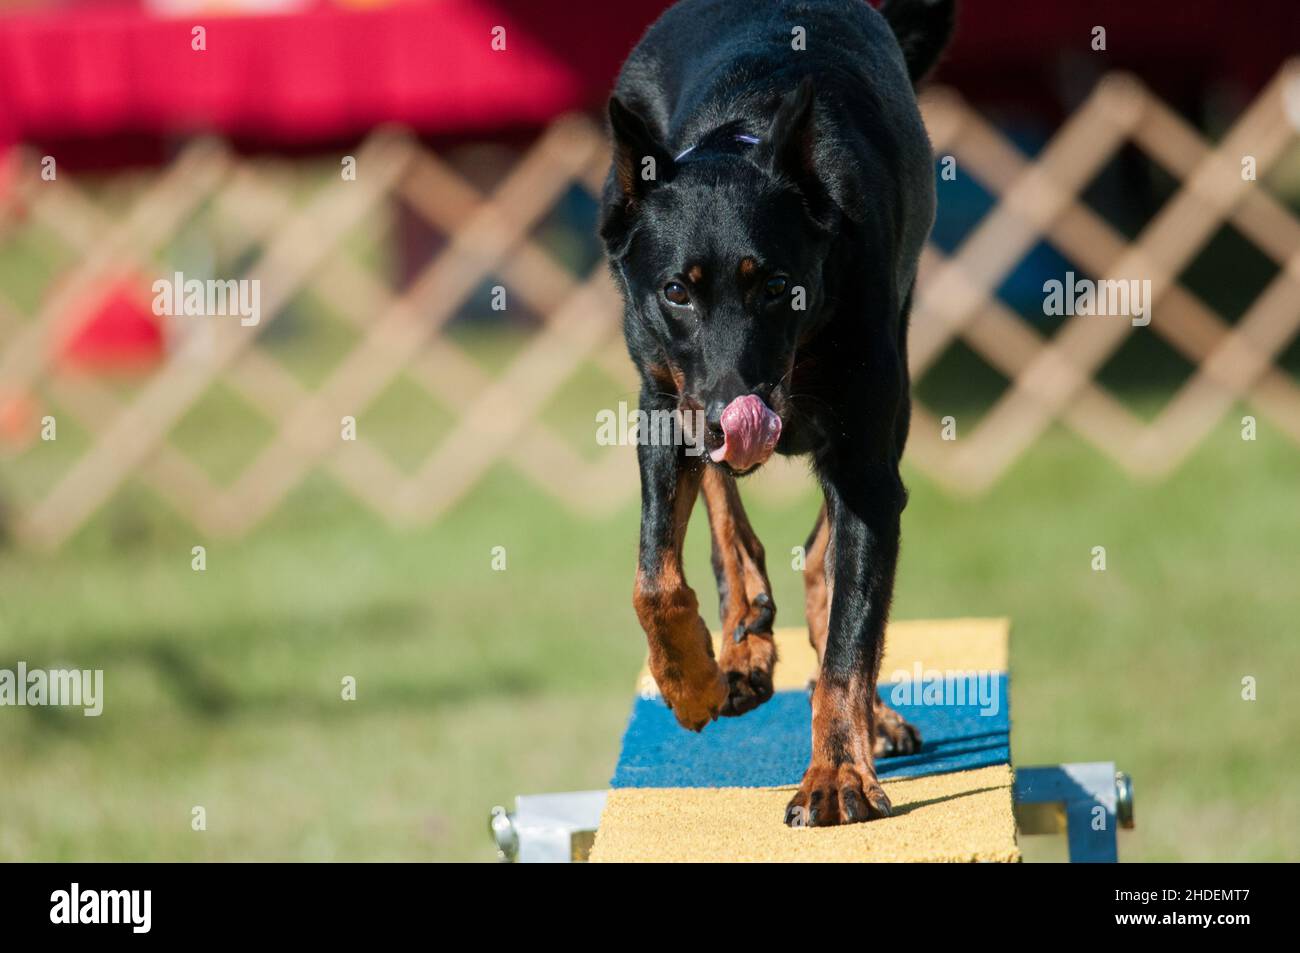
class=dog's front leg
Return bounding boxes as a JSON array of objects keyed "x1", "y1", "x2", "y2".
[
  {"x1": 701, "y1": 466, "x2": 776, "y2": 716},
  {"x1": 785, "y1": 463, "x2": 903, "y2": 826},
  {"x1": 633, "y1": 424, "x2": 728, "y2": 732}
]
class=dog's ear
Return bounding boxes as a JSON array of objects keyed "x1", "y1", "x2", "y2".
[
  {"x1": 758, "y1": 78, "x2": 838, "y2": 224},
  {"x1": 880, "y1": 0, "x2": 956, "y2": 86},
  {"x1": 759, "y1": 77, "x2": 817, "y2": 185},
  {"x1": 601, "y1": 96, "x2": 674, "y2": 256},
  {"x1": 754, "y1": 78, "x2": 842, "y2": 224},
  {"x1": 607, "y1": 96, "x2": 674, "y2": 205}
]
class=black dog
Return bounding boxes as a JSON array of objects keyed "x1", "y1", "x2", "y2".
[{"x1": 600, "y1": 0, "x2": 954, "y2": 826}]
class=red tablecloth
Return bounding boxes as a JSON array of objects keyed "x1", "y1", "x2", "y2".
[
  {"x1": 1, "y1": 0, "x2": 1296, "y2": 149},
  {"x1": 0, "y1": 0, "x2": 660, "y2": 146}
]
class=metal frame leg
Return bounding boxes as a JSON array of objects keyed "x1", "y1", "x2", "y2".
[{"x1": 1014, "y1": 762, "x2": 1133, "y2": 863}]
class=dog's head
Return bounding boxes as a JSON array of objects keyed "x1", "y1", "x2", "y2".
[{"x1": 600, "y1": 79, "x2": 834, "y2": 474}]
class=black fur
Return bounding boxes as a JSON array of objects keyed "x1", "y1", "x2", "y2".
[
  {"x1": 601, "y1": 0, "x2": 953, "y2": 823},
  {"x1": 881, "y1": 0, "x2": 957, "y2": 84}
]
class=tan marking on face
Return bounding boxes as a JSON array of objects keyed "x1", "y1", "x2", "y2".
[
  {"x1": 647, "y1": 362, "x2": 686, "y2": 395},
  {"x1": 686, "y1": 264, "x2": 704, "y2": 285},
  {"x1": 738, "y1": 257, "x2": 757, "y2": 278}
]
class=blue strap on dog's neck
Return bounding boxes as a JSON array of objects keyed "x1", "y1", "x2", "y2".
[{"x1": 674, "y1": 132, "x2": 761, "y2": 162}]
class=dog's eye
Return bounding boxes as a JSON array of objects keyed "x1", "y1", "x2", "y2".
[
  {"x1": 764, "y1": 275, "x2": 789, "y2": 298},
  {"x1": 663, "y1": 282, "x2": 691, "y2": 307}
]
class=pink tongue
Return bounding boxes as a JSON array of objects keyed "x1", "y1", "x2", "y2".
[{"x1": 709, "y1": 394, "x2": 782, "y2": 471}]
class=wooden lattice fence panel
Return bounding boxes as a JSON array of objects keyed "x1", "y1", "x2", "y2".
[{"x1": 0, "y1": 63, "x2": 1297, "y2": 548}]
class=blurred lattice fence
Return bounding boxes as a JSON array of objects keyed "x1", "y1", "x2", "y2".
[
  {"x1": 911, "y1": 62, "x2": 1300, "y2": 491},
  {"x1": 1, "y1": 62, "x2": 1298, "y2": 549}
]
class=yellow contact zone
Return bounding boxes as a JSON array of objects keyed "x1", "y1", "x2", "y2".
[{"x1": 590, "y1": 764, "x2": 1020, "y2": 863}]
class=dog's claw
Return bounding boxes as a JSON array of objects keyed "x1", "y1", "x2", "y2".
[
  {"x1": 747, "y1": 593, "x2": 775, "y2": 634},
  {"x1": 785, "y1": 763, "x2": 891, "y2": 826},
  {"x1": 873, "y1": 701, "x2": 923, "y2": 758},
  {"x1": 655, "y1": 658, "x2": 728, "y2": 731},
  {"x1": 717, "y1": 629, "x2": 776, "y2": 716},
  {"x1": 840, "y1": 786, "x2": 869, "y2": 823}
]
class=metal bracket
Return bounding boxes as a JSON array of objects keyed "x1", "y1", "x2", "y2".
[
  {"x1": 489, "y1": 790, "x2": 607, "y2": 863},
  {"x1": 1013, "y1": 762, "x2": 1134, "y2": 862}
]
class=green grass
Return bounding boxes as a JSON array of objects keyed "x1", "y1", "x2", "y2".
[{"x1": 1, "y1": 393, "x2": 1296, "y2": 861}]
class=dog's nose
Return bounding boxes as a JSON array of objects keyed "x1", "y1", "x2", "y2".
[{"x1": 705, "y1": 399, "x2": 727, "y2": 436}]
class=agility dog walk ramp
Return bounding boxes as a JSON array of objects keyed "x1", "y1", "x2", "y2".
[
  {"x1": 591, "y1": 618, "x2": 1017, "y2": 862},
  {"x1": 489, "y1": 618, "x2": 1132, "y2": 862}
]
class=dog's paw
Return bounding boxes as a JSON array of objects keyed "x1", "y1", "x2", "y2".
[
  {"x1": 784, "y1": 763, "x2": 891, "y2": 827},
  {"x1": 717, "y1": 591, "x2": 776, "y2": 717},
  {"x1": 658, "y1": 660, "x2": 728, "y2": 732},
  {"x1": 873, "y1": 700, "x2": 923, "y2": 758},
  {"x1": 717, "y1": 628, "x2": 775, "y2": 716}
]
